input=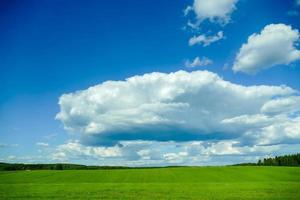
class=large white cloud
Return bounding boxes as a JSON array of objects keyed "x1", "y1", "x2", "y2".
[
  {"x1": 185, "y1": 0, "x2": 238, "y2": 25},
  {"x1": 56, "y1": 70, "x2": 300, "y2": 147},
  {"x1": 233, "y1": 24, "x2": 300, "y2": 74}
]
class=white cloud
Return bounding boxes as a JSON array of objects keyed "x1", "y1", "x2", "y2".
[
  {"x1": 185, "y1": 0, "x2": 238, "y2": 26},
  {"x1": 49, "y1": 139, "x2": 300, "y2": 166},
  {"x1": 221, "y1": 114, "x2": 273, "y2": 129},
  {"x1": 233, "y1": 24, "x2": 300, "y2": 74},
  {"x1": 36, "y1": 142, "x2": 49, "y2": 147},
  {"x1": 189, "y1": 31, "x2": 224, "y2": 46},
  {"x1": 185, "y1": 56, "x2": 213, "y2": 68},
  {"x1": 163, "y1": 152, "x2": 188, "y2": 163},
  {"x1": 56, "y1": 70, "x2": 299, "y2": 147},
  {"x1": 222, "y1": 114, "x2": 300, "y2": 146},
  {"x1": 184, "y1": 6, "x2": 193, "y2": 16},
  {"x1": 261, "y1": 96, "x2": 300, "y2": 115},
  {"x1": 52, "y1": 140, "x2": 121, "y2": 161},
  {"x1": 4, "y1": 139, "x2": 299, "y2": 166},
  {"x1": 51, "y1": 140, "x2": 165, "y2": 164},
  {"x1": 7, "y1": 155, "x2": 16, "y2": 160},
  {"x1": 193, "y1": 141, "x2": 241, "y2": 155},
  {"x1": 253, "y1": 117, "x2": 300, "y2": 145}
]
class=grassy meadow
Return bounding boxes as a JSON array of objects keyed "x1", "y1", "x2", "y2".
[{"x1": 0, "y1": 166, "x2": 300, "y2": 199}]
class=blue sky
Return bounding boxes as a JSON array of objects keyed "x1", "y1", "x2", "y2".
[{"x1": 1, "y1": 0, "x2": 300, "y2": 166}]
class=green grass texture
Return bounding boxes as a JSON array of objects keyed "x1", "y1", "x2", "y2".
[{"x1": 0, "y1": 166, "x2": 300, "y2": 199}]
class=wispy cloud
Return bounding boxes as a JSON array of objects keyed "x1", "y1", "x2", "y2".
[
  {"x1": 189, "y1": 31, "x2": 224, "y2": 46},
  {"x1": 36, "y1": 142, "x2": 49, "y2": 147},
  {"x1": 185, "y1": 57, "x2": 213, "y2": 68}
]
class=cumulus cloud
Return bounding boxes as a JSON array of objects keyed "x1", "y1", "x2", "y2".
[
  {"x1": 233, "y1": 24, "x2": 300, "y2": 74},
  {"x1": 261, "y1": 96, "x2": 300, "y2": 115},
  {"x1": 51, "y1": 140, "x2": 167, "y2": 165},
  {"x1": 185, "y1": 56, "x2": 213, "y2": 68},
  {"x1": 189, "y1": 31, "x2": 224, "y2": 46},
  {"x1": 185, "y1": 0, "x2": 238, "y2": 26},
  {"x1": 52, "y1": 140, "x2": 121, "y2": 161},
  {"x1": 222, "y1": 114, "x2": 300, "y2": 146},
  {"x1": 56, "y1": 70, "x2": 300, "y2": 148},
  {"x1": 47, "y1": 139, "x2": 300, "y2": 166}
]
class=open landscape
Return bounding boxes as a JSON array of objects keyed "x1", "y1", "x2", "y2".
[
  {"x1": 1, "y1": 0, "x2": 300, "y2": 199},
  {"x1": 1, "y1": 166, "x2": 300, "y2": 199}
]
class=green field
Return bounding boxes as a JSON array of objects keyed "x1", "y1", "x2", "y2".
[{"x1": 0, "y1": 166, "x2": 300, "y2": 199}]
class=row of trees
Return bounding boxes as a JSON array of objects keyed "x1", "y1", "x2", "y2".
[
  {"x1": 0, "y1": 163, "x2": 130, "y2": 171},
  {"x1": 257, "y1": 153, "x2": 300, "y2": 166}
]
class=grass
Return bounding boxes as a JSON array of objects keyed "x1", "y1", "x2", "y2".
[{"x1": 0, "y1": 166, "x2": 300, "y2": 199}]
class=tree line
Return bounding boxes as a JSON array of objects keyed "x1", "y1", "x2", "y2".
[
  {"x1": 233, "y1": 153, "x2": 300, "y2": 166},
  {"x1": 0, "y1": 163, "x2": 130, "y2": 171},
  {"x1": 0, "y1": 162, "x2": 181, "y2": 171},
  {"x1": 257, "y1": 153, "x2": 300, "y2": 166}
]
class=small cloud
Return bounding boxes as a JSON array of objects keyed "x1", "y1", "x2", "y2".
[
  {"x1": 52, "y1": 152, "x2": 67, "y2": 162},
  {"x1": 186, "y1": 21, "x2": 200, "y2": 30},
  {"x1": 185, "y1": 57, "x2": 213, "y2": 68},
  {"x1": 7, "y1": 155, "x2": 16, "y2": 160},
  {"x1": 185, "y1": 0, "x2": 239, "y2": 27},
  {"x1": 183, "y1": 5, "x2": 193, "y2": 16},
  {"x1": 163, "y1": 152, "x2": 188, "y2": 163},
  {"x1": 233, "y1": 23, "x2": 300, "y2": 74},
  {"x1": 36, "y1": 142, "x2": 49, "y2": 147},
  {"x1": 189, "y1": 31, "x2": 224, "y2": 47}
]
